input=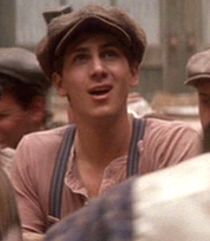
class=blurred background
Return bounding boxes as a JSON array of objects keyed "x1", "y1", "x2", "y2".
[{"x1": 1, "y1": 0, "x2": 209, "y2": 126}]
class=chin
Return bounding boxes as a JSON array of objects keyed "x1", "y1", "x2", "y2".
[{"x1": 90, "y1": 107, "x2": 125, "y2": 121}]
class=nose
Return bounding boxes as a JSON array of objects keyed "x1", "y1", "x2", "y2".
[{"x1": 90, "y1": 55, "x2": 108, "y2": 81}]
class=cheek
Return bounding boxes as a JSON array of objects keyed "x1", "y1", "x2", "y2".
[
  {"x1": 0, "y1": 113, "x2": 27, "y2": 130},
  {"x1": 0, "y1": 119, "x2": 16, "y2": 135}
]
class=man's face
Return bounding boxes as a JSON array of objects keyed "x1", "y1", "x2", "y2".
[
  {"x1": 54, "y1": 32, "x2": 139, "y2": 122},
  {"x1": 196, "y1": 79, "x2": 210, "y2": 130},
  {"x1": 0, "y1": 93, "x2": 35, "y2": 148}
]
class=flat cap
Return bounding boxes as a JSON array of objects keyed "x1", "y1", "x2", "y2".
[
  {"x1": 0, "y1": 47, "x2": 50, "y2": 87},
  {"x1": 43, "y1": 5, "x2": 73, "y2": 24},
  {"x1": 185, "y1": 49, "x2": 210, "y2": 86},
  {"x1": 36, "y1": 4, "x2": 147, "y2": 80}
]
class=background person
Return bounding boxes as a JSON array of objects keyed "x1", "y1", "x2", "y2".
[
  {"x1": 185, "y1": 48, "x2": 210, "y2": 132},
  {"x1": 0, "y1": 47, "x2": 51, "y2": 174},
  {"x1": 0, "y1": 167, "x2": 22, "y2": 241},
  {"x1": 127, "y1": 91, "x2": 153, "y2": 117},
  {"x1": 0, "y1": 47, "x2": 51, "y2": 149}
]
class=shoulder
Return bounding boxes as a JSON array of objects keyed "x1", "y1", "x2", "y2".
[
  {"x1": 17, "y1": 125, "x2": 72, "y2": 152},
  {"x1": 144, "y1": 117, "x2": 201, "y2": 138},
  {"x1": 13, "y1": 125, "x2": 73, "y2": 170},
  {"x1": 23, "y1": 125, "x2": 70, "y2": 142},
  {"x1": 140, "y1": 117, "x2": 202, "y2": 167}
]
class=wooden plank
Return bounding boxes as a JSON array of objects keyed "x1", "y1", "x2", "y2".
[
  {"x1": 117, "y1": 0, "x2": 161, "y2": 46},
  {"x1": 0, "y1": 0, "x2": 16, "y2": 46},
  {"x1": 64, "y1": 0, "x2": 111, "y2": 9},
  {"x1": 201, "y1": 0, "x2": 210, "y2": 46},
  {"x1": 162, "y1": 0, "x2": 202, "y2": 93},
  {"x1": 15, "y1": 0, "x2": 60, "y2": 47}
]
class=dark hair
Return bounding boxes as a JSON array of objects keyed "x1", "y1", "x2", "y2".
[
  {"x1": 0, "y1": 168, "x2": 22, "y2": 241},
  {"x1": 0, "y1": 73, "x2": 49, "y2": 110}
]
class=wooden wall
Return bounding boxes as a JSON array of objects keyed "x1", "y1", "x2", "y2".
[{"x1": 0, "y1": 0, "x2": 210, "y2": 98}]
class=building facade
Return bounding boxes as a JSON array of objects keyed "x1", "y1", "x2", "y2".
[{"x1": 0, "y1": 0, "x2": 210, "y2": 99}]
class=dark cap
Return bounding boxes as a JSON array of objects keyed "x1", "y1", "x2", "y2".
[
  {"x1": 36, "y1": 4, "x2": 147, "y2": 80},
  {"x1": 0, "y1": 47, "x2": 50, "y2": 87},
  {"x1": 185, "y1": 49, "x2": 210, "y2": 86}
]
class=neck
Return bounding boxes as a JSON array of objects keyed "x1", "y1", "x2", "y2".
[{"x1": 75, "y1": 114, "x2": 133, "y2": 168}]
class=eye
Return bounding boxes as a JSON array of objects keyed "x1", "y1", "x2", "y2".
[
  {"x1": 102, "y1": 49, "x2": 120, "y2": 60},
  {"x1": 72, "y1": 53, "x2": 90, "y2": 64}
]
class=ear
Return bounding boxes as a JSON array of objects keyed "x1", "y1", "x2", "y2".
[
  {"x1": 129, "y1": 65, "x2": 140, "y2": 88},
  {"x1": 52, "y1": 72, "x2": 67, "y2": 97}
]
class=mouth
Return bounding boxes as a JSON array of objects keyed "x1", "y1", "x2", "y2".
[{"x1": 88, "y1": 85, "x2": 113, "y2": 97}]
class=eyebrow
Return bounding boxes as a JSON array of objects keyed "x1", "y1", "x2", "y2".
[{"x1": 72, "y1": 40, "x2": 121, "y2": 53}]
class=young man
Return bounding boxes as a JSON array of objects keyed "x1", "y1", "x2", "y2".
[
  {"x1": 11, "y1": 4, "x2": 201, "y2": 239},
  {"x1": 0, "y1": 47, "x2": 51, "y2": 175}
]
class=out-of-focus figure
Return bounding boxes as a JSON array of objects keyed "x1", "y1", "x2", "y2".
[
  {"x1": 127, "y1": 92, "x2": 153, "y2": 117},
  {"x1": 0, "y1": 167, "x2": 22, "y2": 241},
  {"x1": 0, "y1": 47, "x2": 51, "y2": 174}
]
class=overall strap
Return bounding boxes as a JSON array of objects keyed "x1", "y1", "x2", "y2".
[
  {"x1": 126, "y1": 118, "x2": 146, "y2": 177},
  {"x1": 49, "y1": 125, "x2": 76, "y2": 219}
]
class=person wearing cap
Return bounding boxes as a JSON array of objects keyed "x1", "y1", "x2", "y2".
[
  {"x1": 0, "y1": 47, "x2": 51, "y2": 175},
  {"x1": 185, "y1": 48, "x2": 210, "y2": 131},
  {"x1": 11, "y1": 4, "x2": 201, "y2": 239}
]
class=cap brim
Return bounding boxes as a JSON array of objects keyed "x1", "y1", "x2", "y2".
[
  {"x1": 54, "y1": 16, "x2": 131, "y2": 57},
  {"x1": 184, "y1": 74, "x2": 210, "y2": 85}
]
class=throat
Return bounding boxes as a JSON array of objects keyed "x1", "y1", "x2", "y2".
[{"x1": 76, "y1": 157, "x2": 106, "y2": 198}]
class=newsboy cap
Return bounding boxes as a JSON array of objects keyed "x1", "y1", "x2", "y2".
[
  {"x1": 0, "y1": 47, "x2": 50, "y2": 88},
  {"x1": 43, "y1": 5, "x2": 73, "y2": 25},
  {"x1": 36, "y1": 4, "x2": 147, "y2": 80},
  {"x1": 185, "y1": 49, "x2": 210, "y2": 86}
]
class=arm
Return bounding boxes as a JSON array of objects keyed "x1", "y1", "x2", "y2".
[{"x1": 10, "y1": 137, "x2": 49, "y2": 235}]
